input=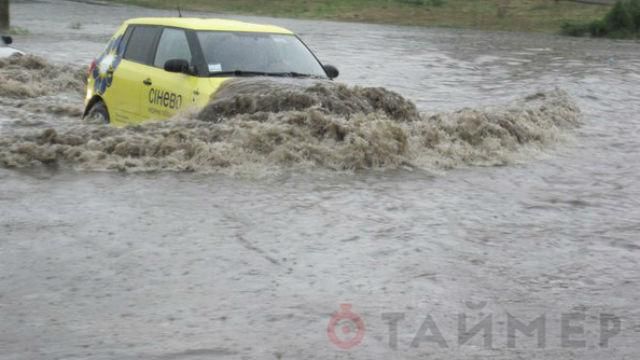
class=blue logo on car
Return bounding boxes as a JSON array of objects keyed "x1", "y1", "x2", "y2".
[{"x1": 92, "y1": 35, "x2": 125, "y2": 95}]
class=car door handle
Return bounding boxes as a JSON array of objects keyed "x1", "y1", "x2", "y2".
[{"x1": 143, "y1": 78, "x2": 152, "y2": 86}]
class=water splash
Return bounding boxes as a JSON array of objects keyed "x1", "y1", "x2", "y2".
[
  {"x1": 0, "y1": 54, "x2": 86, "y2": 98},
  {"x1": 0, "y1": 57, "x2": 581, "y2": 174}
]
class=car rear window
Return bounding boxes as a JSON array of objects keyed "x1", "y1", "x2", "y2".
[{"x1": 123, "y1": 26, "x2": 161, "y2": 65}]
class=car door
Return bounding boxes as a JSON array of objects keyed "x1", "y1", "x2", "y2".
[
  {"x1": 141, "y1": 27, "x2": 201, "y2": 120},
  {"x1": 108, "y1": 25, "x2": 162, "y2": 125}
]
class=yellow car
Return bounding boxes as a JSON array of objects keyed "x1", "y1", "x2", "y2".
[{"x1": 84, "y1": 18, "x2": 339, "y2": 126}]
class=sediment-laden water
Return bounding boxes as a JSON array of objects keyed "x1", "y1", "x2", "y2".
[
  {"x1": 0, "y1": 56, "x2": 580, "y2": 173},
  {"x1": 0, "y1": 1, "x2": 639, "y2": 360}
]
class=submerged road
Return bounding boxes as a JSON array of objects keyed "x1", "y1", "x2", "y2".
[{"x1": 1, "y1": 0, "x2": 639, "y2": 359}]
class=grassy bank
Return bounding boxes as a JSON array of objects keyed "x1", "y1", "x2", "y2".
[
  {"x1": 110, "y1": 0, "x2": 612, "y2": 33},
  {"x1": 562, "y1": 0, "x2": 640, "y2": 37}
]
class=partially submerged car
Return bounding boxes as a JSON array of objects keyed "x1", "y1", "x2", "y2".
[
  {"x1": 0, "y1": 36, "x2": 23, "y2": 58},
  {"x1": 84, "y1": 18, "x2": 339, "y2": 126}
]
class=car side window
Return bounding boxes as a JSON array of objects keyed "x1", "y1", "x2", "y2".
[
  {"x1": 154, "y1": 28, "x2": 192, "y2": 69},
  {"x1": 123, "y1": 26, "x2": 161, "y2": 65}
]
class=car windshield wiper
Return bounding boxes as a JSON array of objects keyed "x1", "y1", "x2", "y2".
[{"x1": 209, "y1": 70, "x2": 322, "y2": 79}]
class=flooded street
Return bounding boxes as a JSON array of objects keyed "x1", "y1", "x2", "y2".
[{"x1": 1, "y1": 0, "x2": 639, "y2": 359}]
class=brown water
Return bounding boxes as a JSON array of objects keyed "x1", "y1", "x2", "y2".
[{"x1": 1, "y1": 1, "x2": 639, "y2": 359}]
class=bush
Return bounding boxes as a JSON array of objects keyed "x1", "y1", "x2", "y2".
[
  {"x1": 606, "y1": 1, "x2": 634, "y2": 31},
  {"x1": 589, "y1": 19, "x2": 608, "y2": 37},
  {"x1": 561, "y1": 0, "x2": 640, "y2": 38}
]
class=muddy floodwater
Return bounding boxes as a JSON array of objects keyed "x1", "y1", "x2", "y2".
[{"x1": 1, "y1": 0, "x2": 639, "y2": 359}]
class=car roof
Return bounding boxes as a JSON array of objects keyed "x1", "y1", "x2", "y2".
[{"x1": 124, "y1": 17, "x2": 294, "y2": 34}]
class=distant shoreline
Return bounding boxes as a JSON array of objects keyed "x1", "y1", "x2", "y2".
[{"x1": 109, "y1": 0, "x2": 612, "y2": 34}]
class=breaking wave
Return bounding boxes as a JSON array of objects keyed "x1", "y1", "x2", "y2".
[
  {"x1": 198, "y1": 78, "x2": 421, "y2": 122},
  {"x1": 0, "y1": 56, "x2": 581, "y2": 173}
]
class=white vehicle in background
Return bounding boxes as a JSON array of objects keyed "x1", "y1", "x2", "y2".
[{"x1": 0, "y1": 35, "x2": 23, "y2": 57}]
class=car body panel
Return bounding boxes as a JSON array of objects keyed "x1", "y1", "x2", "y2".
[
  {"x1": 107, "y1": 60, "x2": 150, "y2": 126},
  {"x1": 85, "y1": 23, "x2": 129, "y2": 124},
  {"x1": 142, "y1": 65, "x2": 204, "y2": 120}
]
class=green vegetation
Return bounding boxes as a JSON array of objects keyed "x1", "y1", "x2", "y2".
[
  {"x1": 562, "y1": 0, "x2": 640, "y2": 38},
  {"x1": 111, "y1": 0, "x2": 613, "y2": 34},
  {"x1": 8, "y1": 26, "x2": 29, "y2": 35}
]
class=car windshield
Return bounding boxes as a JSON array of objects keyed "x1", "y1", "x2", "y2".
[{"x1": 196, "y1": 31, "x2": 327, "y2": 78}]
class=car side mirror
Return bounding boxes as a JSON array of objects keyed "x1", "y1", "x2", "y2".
[
  {"x1": 323, "y1": 64, "x2": 339, "y2": 80},
  {"x1": 1, "y1": 36, "x2": 12, "y2": 46},
  {"x1": 164, "y1": 59, "x2": 191, "y2": 74}
]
